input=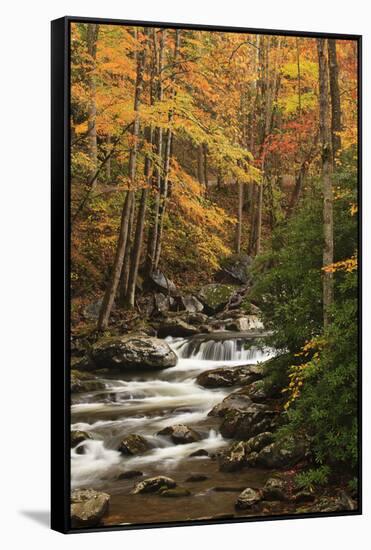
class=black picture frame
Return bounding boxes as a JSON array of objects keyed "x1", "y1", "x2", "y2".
[{"x1": 51, "y1": 15, "x2": 362, "y2": 534}]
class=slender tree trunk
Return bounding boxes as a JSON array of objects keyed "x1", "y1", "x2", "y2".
[
  {"x1": 327, "y1": 39, "x2": 342, "y2": 161},
  {"x1": 197, "y1": 144, "x2": 204, "y2": 184},
  {"x1": 296, "y1": 37, "x2": 302, "y2": 116},
  {"x1": 118, "y1": 197, "x2": 135, "y2": 303},
  {"x1": 255, "y1": 178, "x2": 263, "y2": 255},
  {"x1": 87, "y1": 24, "x2": 99, "y2": 187},
  {"x1": 203, "y1": 143, "x2": 209, "y2": 193},
  {"x1": 97, "y1": 191, "x2": 133, "y2": 330},
  {"x1": 317, "y1": 38, "x2": 334, "y2": 328},
  {"x1": 146, "y1": 29, "x2": 166, "y2": 274},
  {"x1": 97, "y1": 31, "x2": 146, "y2": 330},
  {"x1": 235, "y1": 182, "x2": 243, "y2": 253},
  {"x1": 153, "y1": 30, "x2": 181, "y2": 272},
  {"x1": 106, "y1": 134, "x2": 111, "y2": 180}
]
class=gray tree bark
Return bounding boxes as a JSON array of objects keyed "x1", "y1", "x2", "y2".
[{"x1": 317, "y1": 38, "x2": 334, "y2": 328}]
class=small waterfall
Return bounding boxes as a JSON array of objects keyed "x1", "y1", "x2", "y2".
[
  {"x1": 71, "y1": 332, "x2": 276, "y2": 489},
  {"x1": 167, "y1": 334, "x2": 274, "y2": 363}
]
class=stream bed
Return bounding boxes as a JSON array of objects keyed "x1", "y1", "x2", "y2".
[{"x1": 71, "y1": 333, "x2": 279, "y2": 525}]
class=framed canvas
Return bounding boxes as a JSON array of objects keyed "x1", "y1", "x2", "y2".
[{"x1": 51, "y1": 16, "x2": 362, "y2": 533}]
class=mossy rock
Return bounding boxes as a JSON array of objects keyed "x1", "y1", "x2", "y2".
[{"x1": 198, "y1": 284, "x2": 235, "y2": 313}]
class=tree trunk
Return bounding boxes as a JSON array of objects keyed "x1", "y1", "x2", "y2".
[
  {"x1": 87, "y1": 24, "x2": 99, "y2": 187},
  {"x1": 317, "y1": 38, "x2": 334, "y2": 328},
  {"x1": 255, "y1": 179, "x2": 263, "y2": 255},
  {"x1": 296, "y1": 37, "x2": 302, "y2": 116},
  {"x1": 125, "y1": 127, "x2": 153, "y2": 308},
  {"x1": 106, "y1": 134, "x2": 111, "y2": 180},
  {"x1": 97, "y1": 30, "x2": 146, "y2": 330},
  {"x1": 327, "y1": 39, "x2": 342, "y2": 161},
  {"x1": 97, "y1": 191, "x2": 133, "y2": 330},
  {"x1": 153, "y1": 30, "x2": 181, "y2": 272},
  {"x1": 235, "y1": 182, "x2": 243, "y2": 253},
  {"x1": 197, "y1": 144, "x2": 204, "y2": 184},
  {"x1": 118, "y1": 197, "x2": 135, "y2": 303},
  {"x1": 146, "y1": 29, "x2": 166, "y2": 274},
  {"x1": 203, "y1": 143, "x2": 209, "y2": 193}
]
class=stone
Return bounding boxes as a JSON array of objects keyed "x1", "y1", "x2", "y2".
[
  {"x1": 209, "y1": 392, "x2": 277, "y2": 441},
  {"x1": 71, "y1": 489, "x2": 110, "y2": 529},
  {"x1": 71, "y1": 430, "x2": 92, "y2": 448},
  {"x1": 197, "y1": 368, "x2": 236, "y2": 388},
  {"x1": 262, "y1": 477, "x2": 287, "y2": 501},
  {"x1": 189, "y1": 449, "x2": 209, "y2": 458},
  {"x1": 226, "y1": 315, "x2": 264, "y2": 332},
  {"x1": 149, "y1": 271, "x2": 177, "y2": 295},
  {"x1": 185, "y1": 474, "x2": 209, "y2": 482},
  {"x1": 70, "y1": 370, "x2": 105, "y2": 392},
  {"x1": 181, "y1": 294, "x2": 204, "y2": 313},
  {"x1": 159, "y1": 487, "x2": 192, "y2": 497},
  {"x1": 219, "y1": 441, "x2": 251, "y2": 472},
  {"x1": 198, "y1": 284, "x2": 235, "y2": 314},
  {"x1": 307, "y1": 494, "x2": 357, "y2": 513},
  {"x1": 154, "y1": 293, "x2": 174, "y2": 315},
  {"x1": 197, "y1": 365, "x2": 264, "y2": 389},
  {"x1": 131, "y1": 476, "x2": 176, "y2": 494},
  {"x1": 256, "y1": 436, "x2": 309, "y2": 469},
  {"x1": 118, "y1": 434, "x2": 149, "y2": 456},
  {"x1": 157, "y1": 424, "x2": 201, "y2": 445},
  {"x1": 235, "y1": 487, "x2": 262, "y2": 510},
  {"x1": 219, "y1": 254, "x2": 253, "y2": 285},
  {"x1": 118, "y1": 470, "x2": 143, "y2": 480},
  {"x1": 246, "y1": 432, "x2": 274, "y2": 453},
  {"x1": 91, "y1": 335, "x2": 177, "y2": 370},
  {"x1": 293, "y1": 490, "x2": 315, "y2": 504},
  {"x1": 83, "y1": 298, "x2": 103, "y2": 321},
  {"x1": 157, "y1": 318, "x2": 199, "y2": 338}
]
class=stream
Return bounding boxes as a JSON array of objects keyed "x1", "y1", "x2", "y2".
[{"x1": 71, "y1": 333, "x2": 277, "y2": 525}]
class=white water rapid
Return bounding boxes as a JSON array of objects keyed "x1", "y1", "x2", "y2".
[{"x1": 71, "y1": 334, "x2": 275, "y2": 489}]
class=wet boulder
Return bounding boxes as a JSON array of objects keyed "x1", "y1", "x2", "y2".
[
  {"x1": 71, "y1": 489, "x2": 110, "y2": 529},
  {"x1": 210, "y1": 393, "x2": 277, "y2": 439},
  {"x1": 197, "y1": 367, "x2": 236, "y2": 388},
  {"x1": 154, "y1": 292, "x2": 174, "y2": 315},
  {"x1": 235, "y1": 487, "x2": 262, "y2": 510},
  {"x1": 256, "y1": 436, "x2": 309, "y2": 469},
  {"x1": 91, "y1": 335, "x2": 177, "y2": 370},
  {"x1": 118, "y1": 434, "x2": 150, "y2": 456},
  {"x1": 185, "y1": 474, "x2": 209, "y2": 482},
  {"x1": 131, "y1": 476, "x2": 176, "y2": 494},
  {"x1": 189, "y1": 449, "x2": 209, "y2": 458},
  {"x1": 246, "y1": 432, "x2": 274, "y2": 453},
  {"x1": 157, "y1": 424, "x2": 201, "y2": 445},
  {"x1": 118, "y1": 470, "x2": 143, "y2": 480},
  {"x1": 209, "y1": 392, "x2": 256, "y2": 417},
  {"x1": 71, "y1": 430, "x2": 92, "y2": 448},
  {"x1": 218, "y1": 432, "x2": 274, "y2": 472},
  {"x1": 220, "y1": 409, "x2": 277, "y2": 440},
  {"x1": 157, "y1": 318, "x2": 199, "y2": 338},
  {"x1": 219, "y1": 441, "x2": 251, "y2": 472},
  {"x1": 225, "y1": 315, "x2": 264, "y2": 332},
  {"x1": 198, "y1": 284, "x2": 235, "y2": 314},
  {"x1": 159, "y1": 487, "x2": 191, "y2": 497},
  {"x1": 197, "y1": 365, "x2": 264, "y2": 389},
  {"x1": 70, "y1": 370, "x2": 105, "y2": 392},
  {"x1": 262, "y1": 477, "x2": 287, "y2": 501}
]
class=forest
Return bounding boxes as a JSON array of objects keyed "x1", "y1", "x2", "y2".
[{"x1": 69, "y1": 23, "x2": 359, "y2": 529}]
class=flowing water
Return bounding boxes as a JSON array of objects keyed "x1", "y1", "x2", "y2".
[{"x1": 71, "y1": 333, "x2": 276, "y2": 525}]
